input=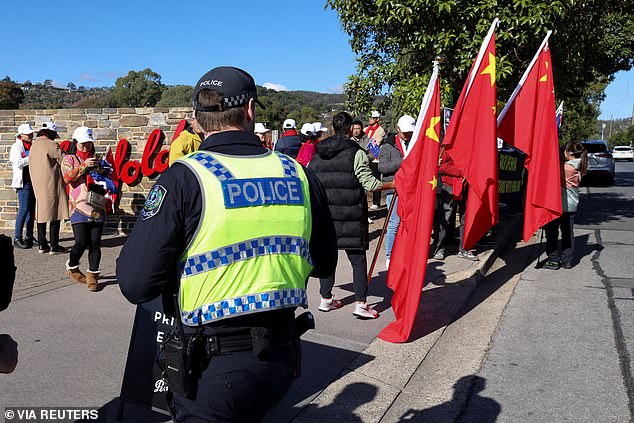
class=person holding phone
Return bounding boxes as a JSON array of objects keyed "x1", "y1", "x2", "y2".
[{"x1": 61, "y1": 126, "x2": 106, "y2": 292}]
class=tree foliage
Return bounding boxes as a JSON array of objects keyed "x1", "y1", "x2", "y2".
[
  {"x1": 327, "y1": 0, "x2": 634, "y2": 134},
  {"x1": 608, "y1": 124, "x2": 634, "y2": 150},
  {"x1": 156, "y1": 85, "x2": 193, "y2": 107},
  {"x1": 112, "y1": 68, "x2": 165, "y2": 107},
  {"x1": 0, "y1": 78, "x2": 25, "y2": 109}
]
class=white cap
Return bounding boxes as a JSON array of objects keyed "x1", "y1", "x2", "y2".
[
  {"x1": 283, "y1": 118, "x2": 296, "y2": 129},
  {"x1": 300, "y1": 123, "x2": 315, "y2": 136},
  {"x1": 313, "y1": 122, "x2": 328, "y2": 133},
  {"x1": 72, "y1": 126, "x2": 95, "y2": 144},
  {"x1": 17, "y1": 123, "x2": 34, "y2": 135},
  {"x1": 41, "y1": 121, "x2": 57, "y2": 132},
  {"x1": 397, "y1": 115, "x2": 416, "y2": 133},
  {"x1": 370, "y1": 110, "x2": 381, "y2": 118},
  {"x1": 254, "y1": 123, "x2": 270, "y2": 134}
]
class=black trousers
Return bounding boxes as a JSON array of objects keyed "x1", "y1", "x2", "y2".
[
  {"x1": 319, "y1": 249, "x2": 368, "y2": 302},
  {"x1": 37, "y1": 220, "x2": 60, "y2": 248},
  {"x1": 172, "y1": 346, "x2": 296, "y2": 423},
  {"x1": 69, "y1": 222, "x2": 104, "y2": 271},
  {"x1": 544, "y1": 212, "x2": 575, "y2": 266}
]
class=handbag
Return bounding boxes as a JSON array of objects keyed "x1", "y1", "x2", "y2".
[{"x1": 86, "y1": 190, "x2": 107, "y2": 210}]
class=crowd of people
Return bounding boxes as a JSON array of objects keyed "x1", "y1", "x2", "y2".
[{"x1": 9, "y1": 122, "x2": 116, "y2": 291}]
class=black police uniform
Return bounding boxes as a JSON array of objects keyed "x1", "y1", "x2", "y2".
[{"x1": 117, "y1": 130, "x2": 337, "y2": 422}]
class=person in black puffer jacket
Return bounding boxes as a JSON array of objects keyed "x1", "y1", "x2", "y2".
[{"x1": 309, "y1": 112, "x2": 394, "y2": 319}]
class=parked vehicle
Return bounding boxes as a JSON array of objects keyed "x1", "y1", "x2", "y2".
[
  {"x1": 612, "y1": 145, "x2": 634, "y2": 162},
  {"x1": 580, "y1": 140, "x2": 615, "y2": 185}
]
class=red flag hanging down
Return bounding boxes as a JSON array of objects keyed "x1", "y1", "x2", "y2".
[
  {"x1": 497, "y1": 33, "x2": 562, "y2": 241},
  {"x1": 442, "y1": 19, "x2": 499, "y2": 251},
  {"x1": 378, "y1": 65, "x2": 441, "y2": 343}
]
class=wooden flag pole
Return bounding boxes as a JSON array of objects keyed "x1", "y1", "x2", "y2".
[{"x1": 367, "y1": 193, "x2": 398, "y2": 285}]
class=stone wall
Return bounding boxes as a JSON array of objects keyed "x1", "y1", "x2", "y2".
[{"x1": 0, "y1": 107, "x2": 193, "y2": 234}]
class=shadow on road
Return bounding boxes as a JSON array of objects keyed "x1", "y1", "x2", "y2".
[
  {"x1": 396, "y1": 375, "x2": 500, "y2": 423},
  {"x1": 576, "y1": 191, "x2": 634, "y2": 226}
]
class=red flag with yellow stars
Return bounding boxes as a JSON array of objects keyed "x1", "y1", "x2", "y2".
[
  {"x1": 442, "y1": 19, "x2": 499, "y2": 251},
  {"x1": 379, "y1": 64, "x2": 441, "y2": 343},
  {"x1": 497, "y1": 33, "x2": 562, "y2": 242}
]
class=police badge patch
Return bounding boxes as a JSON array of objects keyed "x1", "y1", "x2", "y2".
[{"x1": 142, "y1": 185, "x2": 167, "y2": 220}]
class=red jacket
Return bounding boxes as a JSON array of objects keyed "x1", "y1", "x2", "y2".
[{"x1": 439, "y1": 150, "x2": 464, "y2": 200}]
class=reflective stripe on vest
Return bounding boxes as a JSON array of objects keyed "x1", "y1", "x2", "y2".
[{"x1": 176, "y1": 150, "x2": 313, "y2": 326}]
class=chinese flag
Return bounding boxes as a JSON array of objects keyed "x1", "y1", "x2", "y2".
[
  {"x1": 497, "y1": 37, "x2": 562, "y2": 241},
  {"x1": 379, "y1": 66, "x2": 441, "y2": 343},
  {"x1": 442, "y1": 21, "x2": 499, "y2": 251}
]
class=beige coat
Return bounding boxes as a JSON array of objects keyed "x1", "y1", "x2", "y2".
[{"x1": 29, "y1": 136, "x2": 69, "y2": 222}]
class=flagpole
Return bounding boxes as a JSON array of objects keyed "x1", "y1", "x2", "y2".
[
  {"x1": 497, "y1": 30, "x2": 552, "y2": 125},
  {"x1": 367, "y1": 193, "x2": 398, "y2": 285}
]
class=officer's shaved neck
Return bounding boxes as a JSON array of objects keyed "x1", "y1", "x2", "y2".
[{"x1": 199, "y1": 99, "x2": 256, "y2": 138}]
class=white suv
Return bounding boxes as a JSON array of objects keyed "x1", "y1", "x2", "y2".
[{"x1": 613, "y1": 145, "x2": 633, "y2": 162}]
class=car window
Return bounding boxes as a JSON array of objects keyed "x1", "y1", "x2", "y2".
[
  {"x1": 582, "y1": 143, "x2": 608, "y2": 153},
  {"x1": 614, "y1": 146, "x2": 632, "y2": 151}
]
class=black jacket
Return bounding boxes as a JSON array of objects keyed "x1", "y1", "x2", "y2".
[
  {"x1": 117, "y1": 130, "x2": 337, "y2": 332},
  {"x1": 378, "y1": 133, "x2": 407, "y2": 193},
  {"x1": 309, "y1": 134, "x2": 369, "y2": 251},
  {"x1": 274, "y1": 132, "x2": 302, "y2": 159}
]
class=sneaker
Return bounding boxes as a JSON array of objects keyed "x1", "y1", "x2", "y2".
[
  {"x1": 561, "y1": 262, "x2": 573, "y2": 270},
  {"x1": 458, "y1": 250, "x2": 479, "y2": 261},
  {"x1": 49, "y1": 246, "x2": 69, "y2": 255},
  {"x1": 38, "y1": 244, "x2": 50, "y2": 254},
  {"x1": 353, "y1": 302, "x2": 379, "y2": 319},
  {"x1": 542, "y1": 259, "x2": 560, "y2": 270},
  {"x1": 25, "y1": 238, "x2": 38, "y2": 247},
  {"x1": 13, "y1": 239, "x2": 28, "y2": 249},
  {"x1": 433, "y1": 248, "x2": 445, "y2": 260},
  {"x1": 368, "y1": 217, "x2": 373, "y2": 224},
  {"x1": 369, "y1": 204, "x2": 379, "y2": 210},
  {"x1": 385, "y1": 258, "x2": 390, "y2": 269},
  {"x1": 318, "y1": 297, "x2": 343, "y2": 312}
]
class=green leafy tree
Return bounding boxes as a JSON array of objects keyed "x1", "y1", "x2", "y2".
[
  {"x1": 327, "y1": 0, "x2": 634, "y2": 133},
  {"x1": 112, "y1": 68, "x2": 165, "y2": 107},
  {"x1": 608, "y1": 125, "x2": 634, "y2": 150},
  {"x1": 0, "y1": 80, "x2": 24, "y2": 109},
  {"x1": 156, "y1": 85, "x2": 193, "y2": 107}
]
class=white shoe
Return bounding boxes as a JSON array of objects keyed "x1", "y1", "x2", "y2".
[
  {"x1": 319, "y1": 297, "x2": 343, "y2": 312},
  {"x1": 368, "y1": 217, "x2": 373, "y2": 224},
  {"x1": 353, "y1": 302, "x2": 379, "y2": 319},
  {"x1": 369, "y1": 204, "x2": 379, "y2": 210},
  {"x1": 385, "y1": 258, "x2": 390, "y2": 269}
]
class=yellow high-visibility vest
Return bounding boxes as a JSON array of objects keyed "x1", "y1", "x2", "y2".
[{"x1": 176, "y1": 150, "x2": 313, "y2": 326}]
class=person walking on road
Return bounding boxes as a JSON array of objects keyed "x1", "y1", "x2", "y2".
[
  {"x1": 309, "y1": 112, "x2": 394, "y2": 319},
  {"x1": 117, "y1": 66, "x2": 336, "y2": 422},
  {"x1": 28, "y1": 121, "x2": 69, "y2": 254},
  {"x1": 10, "y1": 124, "x2": 37, "y2": 249},
  {"x1": 542, "y1": 141, "x2": 588, "y2": 270}
]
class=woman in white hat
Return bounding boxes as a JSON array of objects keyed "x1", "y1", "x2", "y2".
[
  {"x1": 254, "y1": 122, "x2": 271, "y2": 149},
  {"x1": 9, "y1": 124, "x2": 36, "y2": 248},
  {"x1": 61, "y1": 126, "x2": 105, "y2": 292}
]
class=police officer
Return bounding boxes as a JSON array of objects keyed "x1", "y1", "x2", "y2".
[{"x1": 117, "y1": 66, "x2": 336, "y2": 422}]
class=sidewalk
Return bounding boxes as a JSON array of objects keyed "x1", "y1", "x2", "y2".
[{"x1": 0, "y1": 209, "x2": 521, "y2": 422}]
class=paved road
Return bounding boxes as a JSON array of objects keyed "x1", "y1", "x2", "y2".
[{"x1": 460, "y1": 161, "x2": 634, "y2": 422}]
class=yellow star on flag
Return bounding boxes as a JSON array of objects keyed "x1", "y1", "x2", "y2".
[
  {"x1": 540, "y1": 60, "x2": 549, "y2": 82},
  {"x1": 480, "y1": 52, "x2": 496, "y2": 87},
  {"x1": 425, "y1": 116, "x2": 441, "y2": 143},
  {"x1": 428, "y1": 175, "x2": 437, "y2": 190}
]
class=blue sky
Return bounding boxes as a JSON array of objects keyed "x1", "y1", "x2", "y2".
[
  {"x1": 0, "y1": 0, "x2": 355, "y2": 94},
  {"x1": 1, "y1": 0, "x2": 631, "y2": 119}
]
